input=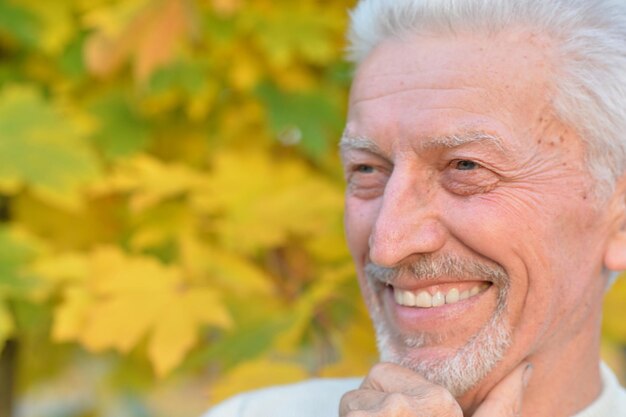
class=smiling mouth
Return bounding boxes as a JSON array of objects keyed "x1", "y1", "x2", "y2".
[{"x1": 392, "y1": 282, "x2": 491, "y2": 308}]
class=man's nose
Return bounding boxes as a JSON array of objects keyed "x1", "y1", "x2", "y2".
[{"x1": 368, "y1": 169, "x2": 447, "y2": 267}]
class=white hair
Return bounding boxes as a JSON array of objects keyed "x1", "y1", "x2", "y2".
[{"x1": 347, "y1": 0, "x2": 626, "y2": 196}]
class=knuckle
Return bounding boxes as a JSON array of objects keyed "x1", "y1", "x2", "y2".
[
  {"x1": 339, "y1": 390, "x2": 364, "y2": 413},
  {"x1": 426, "y1": 387, "x2": 463, "y2": 415},
  {"x1": 382, "y1": 392, "x2": 412, "y2": 410},
  {"x1": 428, "y1": 386, "x2": 453, "y2": 402}
]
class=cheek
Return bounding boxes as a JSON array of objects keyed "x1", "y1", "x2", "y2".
[
  {"x1": 344, "y1": 197, "x2": 378, "y2": 261},
  {"x1": 444, "y1": 192, "x2": 604, "y2": 330}
]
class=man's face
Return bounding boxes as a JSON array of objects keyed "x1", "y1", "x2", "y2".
[{"x1": 342, "y1": 32, "x2": 618, "y2": 398}]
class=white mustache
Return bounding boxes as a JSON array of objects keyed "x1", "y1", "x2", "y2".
[{"x1": 364, "y1": 254, "x2": 509, "y2": 289}]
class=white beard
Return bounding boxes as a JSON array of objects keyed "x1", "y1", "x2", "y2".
[{"x1": 372, "y1": 306, "x2": 511, "y2": 397}]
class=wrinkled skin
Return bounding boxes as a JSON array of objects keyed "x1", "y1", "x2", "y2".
[{"x1": 340, "y1": 31, "x2": 626, "y2": 416}]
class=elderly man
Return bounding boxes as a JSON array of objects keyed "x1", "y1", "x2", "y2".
[{"x1": 205, "y1": 0, "x2": 626, "y2": 416}]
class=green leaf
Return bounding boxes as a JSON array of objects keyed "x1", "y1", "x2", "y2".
[
  {"x1": 148, "y1": 61, "x2": 206, "y2": 96},
  {"x1": 88, "y1": 91, "x2": 151, "y2": 160},
  {"x1": 0, "y1": 0, "x2": 39, "y2": 47},
  {"x1": 257, "y1": 83, "x2": 342, "y2": 159},
  {"x1": 58, "y1": 32, "x2": 88, "y2": 79},
  {"x1": 0, "y1": 227, "x2": 38, "y2": 298},
  {"x1": 0, "y1": 85, "x2": 101, "y2": 207},
  {"x1": 187, "y1": 317, "x2": 292, "y2": 372}
]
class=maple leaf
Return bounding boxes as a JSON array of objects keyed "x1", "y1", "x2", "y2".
[
  {"x1": 84, "y1": 0, "x2": 194, "y2": 82},
  {"x1": 178, "y1": 232, "x2": 274, "y2": 297},
  {"x1": 51, "y1": 247, "x2": 232, "y2": 377},
  {"x1": 91, "y1": 154, "x2": 204, "y2": 212},
  {"x1": 0, "y1": 86, "x2": 100, "y2": 209},
  {"x1": 193, "y1": 149, "x2": 343, "y2": 254}
]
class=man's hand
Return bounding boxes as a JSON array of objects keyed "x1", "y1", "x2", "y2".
[{"x1": 339, "y1": 362, "x2": 532, "y2": 416}]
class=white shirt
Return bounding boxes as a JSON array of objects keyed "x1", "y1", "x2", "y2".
[{"x1": 203, "y1": 363, "x2": 626, "y2": 417}]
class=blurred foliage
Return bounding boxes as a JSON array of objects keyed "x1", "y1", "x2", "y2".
[
  {"x1": 0, "y1": 0, "x2": 378, "y2": 415},
  {"x1": 0, "y1": 0, "x2": 624, "y2": 415}
]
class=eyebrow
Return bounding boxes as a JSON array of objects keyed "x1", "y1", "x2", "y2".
[
  {"x1": 421, "y1": 131, "x2": 505, "y2": 152},
  {"x1": 339, "y1": 134, "x2": 385, "y2": 156},
  {"x1": 339, "y1": 130, "x2": 506, "y2": 156}
]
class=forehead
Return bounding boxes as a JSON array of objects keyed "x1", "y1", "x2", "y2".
[{"x1": 347, "y1": 31, "x2": 557, "y2": 148}]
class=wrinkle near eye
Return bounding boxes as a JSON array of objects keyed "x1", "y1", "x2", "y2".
[
  {"x1": 442, "y1": 162, "x2": 500, "y2": 196},
  {"x1": 344, "y1": 159, "x2": 390, "y2": 200}
]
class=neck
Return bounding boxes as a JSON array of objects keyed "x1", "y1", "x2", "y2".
[
  {"x1": 460, "y1": 318, "x2": 603, "y2": 416},
  {"x1": 520, "y1": 329, "x2": 602, "y2": 416}
]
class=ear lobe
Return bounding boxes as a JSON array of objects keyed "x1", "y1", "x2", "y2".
[
  {"x1": 604, "y1": 173, "x2": 626, "y2": 271},
  {"x1": 604, "y1": 230, "x2": 626, "y2": 271}
]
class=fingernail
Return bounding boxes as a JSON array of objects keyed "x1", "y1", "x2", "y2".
[{"x1": 523, "y1": 363, "x2": 533, "y2": 388}]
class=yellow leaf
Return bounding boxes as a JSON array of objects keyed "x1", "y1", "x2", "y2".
[
  {"x1": 148, "y1": 300, "x2": 197, "y2": 378},
  {"x1": 129, "y1": 201, "x2": 194, "y2": 250},
  {"x1": 185, "y1": 288, "x2": 232, "y2": 328},
  {"x1": 13, "y1": 193, "x2": 120, "y2": 250},
  {"x1": 51, "y1": 247, "x2": 232, "y2": 376},
  {"x1": 31, "y1": 252, "x2": 88, "y2": 285},
  {"x1": 52, "y1": 286, "x2": 93, "y2": 342},
  {"x1": 210, "y1": 358, "x2": 309, "y2": 404},
  {"x1": 82, "y1": 290, "x2": 168, "y2": 353},
  {"x1": 0, "y1": 301, "x2": 14, "y2": 350},
  {"x1": 91, "y1": 155, "x2": 203, "y2": 212},
  {"x1": 194, "y1": 150, "x2": 343, "y2": 254},
  {"x1": 228, "y1": 48, "x2": 262, "y2": 91},
  {"x1": 602, "y1": 274, "x2": 626, "y2": 344},
  {"x1": 179, "y1": 233, "x2": 274, "y2": 296},
  {"x1": 601, "y1": 338, "x2": 626, "y2": 385},
  {"x1": 29, "y1": 251, "x2": 88, "y2": 300},
  {"x1": 148, "y1": 288, "x2": 232, "y2": 377}
]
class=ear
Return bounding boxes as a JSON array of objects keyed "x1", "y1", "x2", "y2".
[
  {"x1": 604, "y1": 174, "x2": 626, "y2": 271},
  {"x1": 604, "y1": 230, "x2": 626, "y2": 271}
]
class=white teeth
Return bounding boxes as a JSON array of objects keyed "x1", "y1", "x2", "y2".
[
  {"x1": 393, "y1": 284, "x2": 489, "y2": 308},
  {"x1": 403, "y1": 291, "x2": 416, "y2": 307},
  {"x1": 446, "y1": 288, "x2": 459, "y2": 304},
  {"x1": 394, "y1": 289, "x2": 403, "y2": 305},
  {"x1": 432, "y1": 291, "x2": 445, "y2": 307},
  {"x1": 415, "y1": 291, "x2": 432, "y2": 308}
]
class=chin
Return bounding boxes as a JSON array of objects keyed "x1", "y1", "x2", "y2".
[{"x1": 374, "y1": 312, "x2": 512, "y2": 397}]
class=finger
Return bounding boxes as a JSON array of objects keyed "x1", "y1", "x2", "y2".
[
  {"x1": 341, "y1": 389, "x2": 460, "y2": 417},
  {"x1": 360, "y1": 362, "x2": 432, "y2": 395},
  {"x1": 473, "y1": 362, "x2": 533, "y2": 417},
  {"x1": 339, "y1": 388, "x2": 387, "y2": 415}
]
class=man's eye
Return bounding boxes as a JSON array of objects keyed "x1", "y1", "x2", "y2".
[
  {"x1": 355, "y1": 164, "x2": 375, "y2": 173},
  {"x1": 455, "y1": 160, "x2": 479, "y2": 171}
]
